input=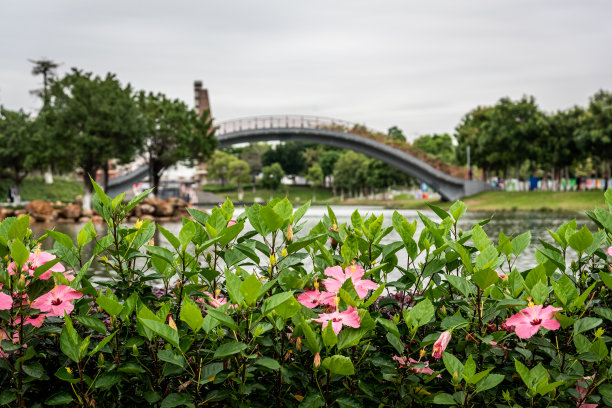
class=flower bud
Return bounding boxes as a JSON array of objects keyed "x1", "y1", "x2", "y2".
[
  {"x1": 296, "y1": 337, "x2": 302, "y2": 351},
  {"x1": 286, "y1": 225, "x2": 293, "y2": 243},
  {"x1": 281, "y1": 248, "x2": 288, "y2": 257},
  {"x1": 134, "y1": 220, "x2": 143, "y2": 229},
  {"x1": 313, "y1": 352, "x2": 321, "y2": 368},
  {"x1": 393, "y1": 314, "x2": 400, "y2": 325},
  {"x1": 132, "y1": 344, "x2": 139, "y2": 356},
  {"x1": 17, "y1": 275, "x2": 26, "y2": 291},
  {"x1": 269, "y1": 254, "x2": 277, "y2": 266},
  {"x1": 168, "y1": 316, "x2": 178, "y2": 331},
  {"x1": 419, "y1": 349, "x2": 427, "y2": 358},
  {"x1": 97, "y1": 353, "x2": 105, "y2": 367},
  {"x1": 437, "y1": 305, "x2": 447, "y2": 318}
]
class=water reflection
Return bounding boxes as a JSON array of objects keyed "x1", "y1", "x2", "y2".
[{"x1": 29, "y1": 207, "x2": 594, "y2": 280}]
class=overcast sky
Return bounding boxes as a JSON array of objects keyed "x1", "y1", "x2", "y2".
[{"x1": 1, "y1": 1, "x2": 611, "y2": 140}]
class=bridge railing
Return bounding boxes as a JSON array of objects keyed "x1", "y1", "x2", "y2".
[
  {"x1": 215, "y1": 115, "x2": 469, "y2": 179},
  {"x1": 215, "y1": 115, "x2": 361, "y2": 136}
]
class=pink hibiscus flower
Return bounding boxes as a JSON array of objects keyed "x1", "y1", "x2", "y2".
[
  {"x1": 576, "y1": 376, "x2": 597, "y2": 408},
  {"x1": 322, "y1": 265, "x2": 378, "y2": 299},
  {"x1": 312, "y1": 305, "x2": 360, "y2": 335},
  {"x1": 31, "y1": 285, "x2": 82, "y2": 317},
  {"x1": 14, "y1": 313, "x2": 46, "y2": 328},
  {"x1": 505, "y1": 304, "x2": 562, "y2": 339},
  {"x1": 432, "y1": 331, "x2": 452, "y2": 359},
  {"x1": 297, "y1": 289, "x2": 336, "y2": 309},
  {"x1": 8, "y1": 248, "x2": 65, "y2": 280},
  {"x1": 393, "y1": 356, "x2": 436, "y2": 375},
  {"x1": 201, "y1": 291, "x2": 228, "y2": 308},
  {"x1": 0, "y1": 284, "x2": 12, "y2": 310},
  {"x1": 607, "y1": 246, "x2": 612, "y2": 256}
]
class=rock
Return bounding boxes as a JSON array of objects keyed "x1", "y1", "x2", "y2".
[
  {"x1": 157, "y1": 216, "x2": 172, "y2": 222},
  {"x1": 141, "y1": 214, "x2": 155, "y2": 220},
  {"x1": 129, "y1": 204, "x2": 142, "y2": 218},
  {"x1": 143, "y1": 197, "x2": 174, "y2": 217},
  {"x1": 59, "y1": 203, "x2": 81, "y2": 220},
  {"x1": 56, "y1": 218, "x2": 73, "y2": 223},
  {"x1": 78, "y1": 216, "x2": 91, "y2": 223},
  {"x1": 25, "y1": 200, "x2": 55, "y2": 222},
  {"x1": 14, "y1": 209, "x2": 27, "y2": 216},
  {"x1": 82, "y1": 209, "x2": 93, "y2": 217},
  {"x1": 140, "y1": 204, "x2": 156, "y2": 215},
  {"x1": 91, "y1": 215, "x2": 104, "y2": 224},
  {"x1": 166, "y1": 197, "x2": 188, "y2": 208},
  {"x1": 127, "y1": 216, "x2": 139, "y2": 223}
]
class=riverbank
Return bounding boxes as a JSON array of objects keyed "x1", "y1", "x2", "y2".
[
  {"x1": 217, "y1": 187, "x2": 607, "y2": 212},
  {"x1": 334, "y1": 190, "x2": 608, "y2": 212}
]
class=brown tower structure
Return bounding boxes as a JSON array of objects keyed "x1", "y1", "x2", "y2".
[{"x1": 194, "y1": 80, "x2": 211, "y2": 118}]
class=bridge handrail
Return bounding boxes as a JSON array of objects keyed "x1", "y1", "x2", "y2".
[{"x1": 215, "y1": 115, "x2": 468, "y2": 179}]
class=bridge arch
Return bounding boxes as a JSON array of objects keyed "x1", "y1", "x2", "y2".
[{"x1": 216, "y1": 115, "x2": 488, "y2": 201}]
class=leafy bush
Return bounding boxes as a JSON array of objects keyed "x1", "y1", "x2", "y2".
[{"x1": 0, "y1": 180, "x2": 611, "y2": 407}]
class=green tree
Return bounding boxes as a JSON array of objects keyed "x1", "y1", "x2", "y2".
[
  {"x1": 47, "y1": 69, "x2": 146, "y2": 210},
  {"x1": 540, "y1": 107, "x2": 584, "y2": 190},
  {"x1": 240, "y1": 143, "x2": 270, "y2": 192},
  {"x1": 333, "y1": 151, "x2": 366, "y2": 199},
  {"x1": 262, "y1": 142, "x2": 306, "y2": 178},
  {"x1": 228, "y1": 159, "x2": 251, "y2": 200},
  {"x1": 318, "y1": 150, "x2": 340, "y2": 188},
  {"x1": 29, "y1": 58, "x2": 60, "y2": 184},
  {"x1": 576, "y1": 90, "x2": 612, "y2": 189},
  {"x1": 206, "y1": 150, "x2": 237, "y2": 186},
  {"x1": 305, "y1": 163, "x2": 324, "y2": 202},
  {"x1": 388, "y1": 125, "x2": 406, "y2": 142},
  {"x1": 138, "y1": 92, "x2": 216, "y2": 196},
  {"x1": 261, "y1": 162, "x2": 285, "y2": 199},
  {"x1": 413, "y1": 133, "x2": 455, "y2": 164},
  {"x1": 0, "y1": 108, "x2": 38, "y2": 205}
]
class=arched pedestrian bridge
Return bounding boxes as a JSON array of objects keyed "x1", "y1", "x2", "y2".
[{"x1": 216, "y1": 115, "x2": 489, "y2": 201}]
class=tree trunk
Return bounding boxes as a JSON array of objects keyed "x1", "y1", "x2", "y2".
[
  {"x1": 13, "y1": 181, "x2": 21, "y2": 206},
  {"x1": 515, "y1": 159, "x2": 520, "y2": 191},
  {"x1": 238, "y1": 184, "x2": 244, "y2": 201},
  {"x1": 83, "y1": 175, "x2": 94, "y2": 211},
  {"x1": 340, "y1": 187, "x2": 344, "y2": 201},
  {"x1": 44, "y1": 165, "x2": 54, "y2": 184},
  {"x1": 252, "y1": 174, "x2": 257, "y2": 193},
  {"x1": 103, "y1": 162, "x2": 109, "y2": 192},
  {"x1": 604, "y1": 159, "x2": 610, "y2": 191},
  {"x1": 312, "y1": 189, "x2": 316, "y2": 203}
]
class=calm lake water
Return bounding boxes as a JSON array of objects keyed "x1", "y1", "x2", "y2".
[{"x1": 30, "y1": 206, "x2": 593, "y2": 280}]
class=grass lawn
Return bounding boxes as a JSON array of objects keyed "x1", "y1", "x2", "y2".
[
  {"x1": 1, "y1": 177, "x2": 84, "y2": 204},
  {"x1": 214, "y1": 185, "x2": 335, "y2": 206},
  {"x1": 385, "y1": 190, "x2": 608, "y2": 212}
]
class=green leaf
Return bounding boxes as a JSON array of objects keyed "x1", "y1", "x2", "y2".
[
  {"x1": 7, "y1": 214, "x2": 29, "y2": 241},
  {"x1": 0, "y1": 391, "x2": 16, "y2": 406},
  {"x1": 180, "y1": 298, "x2": 204, "y2": 333},
  {"x1": 321, "y1": 355, "x2": 355, "y2": 376},
  {"x1": 552, "y1": 274, "x2": 578, "y2": 307},
  {"x1": 240, "y1": 273, "x2": 262, "y2": 306},
  {"x1": 433, "y1": 394, "x2": 456, "y2": 405},
  {"x1": 60, "y1": 314, "x2": 81, "y2": 363},
  {"x1": 475, "y1": 245, "x2": 498, "y2": 270},
  {"x1": 514, "y1": 359, "x2": 531, "y2": 388},
  {"x1": 450, "y1": 200, "x2": 467, "y2": 221},
  {"x1": 386, "y1": 332, "x2": 405, "y2": 354},
  {"x1": 442, "y1": 353, "x2": 464, "y2": 383},
  {"x1": 224, "y1": 270, "x2": 245, "y2": 305},
  {"x1": 568, "y1": 226, "x2": 593, "y2": 253},
  {"x1": 259, "y1": 205, "x2": 283, "y2": 232},
  {"x1": 89, "y1": 330, "x2": 118, "y2": 356},
  {"x1": 94, "y1": 372, "x2": 124, "y2": 389},
  {"x1": 158, "y1": 224, "x2": 180, "y2": 250},
  {"x1": 205, "y1": 306, "x2": 238, "y2": 330},
  {"x1": 427, "y1": 203, "x2": 450, "y2": 220},
  {"x1": 45, "y1": 392, "x2": 74, "y2": 406},
  {"x1": 301, "y1": 319, "x2": 322, "y2": 354},
  {"x1": 512, "y1": 231, "x2": 531, "y2": 256},
  {"x1": 213, "y1": 341, "x2": 247, "y2": 359},
  {"x1": 497, "y1": 231, "x2": 512, "y2": 256},
  {"x1": 445, "y1": 274, "x2": 475, "y2": 297},
  {"x1": 138, "y1": 318, "x2": 179, "y2": 348},
  {"x1": 89, "y1": 176, "x2": 109, "y2": 206},
  {"x1": 10, "y1": 240, "x2": 29, "y2": 269},
  {"x1": 254, "y1": 357, "x2": 280, "y2": 370},
  {"x1": 471, "y1": 224, "x2": 490, "y2": 251},
  {"x1": 75, "y1": 315, "x2": 107, "y2": 335},
  {"x1": 96, "y1": 293, "x2": 124, "y2": 317},
  {"x1": 261, "y1": 291, "x2": 295, "y2": 316},
  {"x1": 322, "y1": 320, "x2": 338, "y2": 348},
  {"x1": 377, "y1": 318, "x2": 400, "y2": 338},
  {"x1": 22, "y1": 361, "x2": 45, "y2": 379},
  {"x1": 363, "y1": 283, "x2": 385, "y2": 307},
  {"x1": 573, "y1": 317, "x2": 602, "y2": 335},
  {"x1": 475, "y1": 373, "x2": 505, "y2": 392},
  {"x1": 178, "y1": 220, "x2": 196, "y2": 248},
  {"x1": 407, "y1": 298, "x2": 434, "y2": 327},
  {"x1": 529, "y1": 282, "x2": 549, "y2": 305},
  {"x1": 158, "y1": 349, "x2": 186, "y2": 367},
  {"x1": 472, "y1": 268, "x2": 499, "y2": 290},
  {"x1": 600, "y1": 271, "x2": 612, "y2": 290}
]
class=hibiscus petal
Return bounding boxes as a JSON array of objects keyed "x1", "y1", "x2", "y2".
[{"x1": 515, "y1": 323, "x2": 541, "y2": 339}]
